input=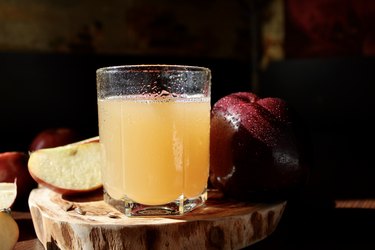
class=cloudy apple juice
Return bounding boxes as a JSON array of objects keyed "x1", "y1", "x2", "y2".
[{"x1": 98, "y1": 96, "x2": 210, "y2": 212}]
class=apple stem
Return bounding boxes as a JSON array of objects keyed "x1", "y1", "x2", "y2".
[{"x1": 0, "y1": 208, "x2": 12, "y2": 214}]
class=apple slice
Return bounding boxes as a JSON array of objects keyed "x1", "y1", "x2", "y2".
[
  {"x1": 0, "y1": 181, "x2": 17, "y2": 209},
  {"x1": 28, "y1": 137, "x2": 102, "y2": 195}
]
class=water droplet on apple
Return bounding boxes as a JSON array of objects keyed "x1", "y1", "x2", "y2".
[{"x1": 224, "y1": 113, "x2": 241, "y2": 130}]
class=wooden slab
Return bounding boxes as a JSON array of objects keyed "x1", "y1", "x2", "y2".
[{"x1": 28, "y1": 188, "x2": 286, "y2": 250}]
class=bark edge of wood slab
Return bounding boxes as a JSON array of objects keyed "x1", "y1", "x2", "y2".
[{"x1": 28, "y1": 188, "x2": 286, "y2": 250}]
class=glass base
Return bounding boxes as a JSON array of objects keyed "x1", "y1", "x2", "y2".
[{"x1": 104, "y1": 190, "x2": 207, "y2": 216}]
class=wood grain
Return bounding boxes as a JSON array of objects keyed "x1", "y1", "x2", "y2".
[{"x1": 28, "y1": 188, "x2": 286, "y2": 250}]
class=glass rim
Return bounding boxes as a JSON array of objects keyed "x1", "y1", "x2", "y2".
[{"x1": 96, "y1": 64, "x2": 211, "y2": 74}]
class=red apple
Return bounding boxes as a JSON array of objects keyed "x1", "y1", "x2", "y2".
[
  {"x1": 29, "y1": 127, "x2": 80, "y2": 152},
  {"x1": 28, "y1": 137, "x2": 102, "y2": 195},
  {"x1": 0, "y1": 152, "x2": 38, "y2": 210},
  {"x1": 209, "y1": 92, "x2": 310, "y2": 201}
]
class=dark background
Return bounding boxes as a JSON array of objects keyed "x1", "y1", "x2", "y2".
[
  {"x1": 0, "y1": 52, "x2": 251, "y2": 152},
  {"x1": 2, "y1": 51, "x2": 374, "y2": 249},
  {"x1": 1, "y1": 0, "x2": 375, "y2": 248},
  {"x1": 2, "y1": 52, "x2": 374, "y2": 200}
]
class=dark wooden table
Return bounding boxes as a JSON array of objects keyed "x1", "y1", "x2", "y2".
[{"x1": 14, "y1": 198, "x2": 375, "y2": 249}]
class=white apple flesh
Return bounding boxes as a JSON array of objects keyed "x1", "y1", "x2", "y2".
[
  {"x1": 28, "y1": 137, "x2": 102, "y2": 195},
  {"x1": 0, "y1": 181, "x2": 17, "y2": 209}
]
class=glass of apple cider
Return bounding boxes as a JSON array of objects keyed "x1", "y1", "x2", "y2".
[{"x1": 96, "y1": 65, "x2": 211, "y2": 216}]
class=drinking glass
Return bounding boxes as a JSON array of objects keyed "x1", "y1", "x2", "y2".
[{"x1": 96, "y1": 65, "x2": 211, "y2": 216}]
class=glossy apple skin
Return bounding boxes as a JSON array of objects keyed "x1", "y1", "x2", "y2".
[
  {"x1": 210, "y1": 92, "x2": 310, "y2": 201},
  {"x1": 29, "y1": 127, "x2": 80, "y2": 151},
  {"x1": 0, "y1": 152, "x2": 38, "y2": 210}
]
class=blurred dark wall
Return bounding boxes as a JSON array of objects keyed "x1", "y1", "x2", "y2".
[
  {"x1": 1, "y1": 0, "x2": 374, "y2": 203},
  {"x1": 260, "y1": 57, "x2": 375, "y2": 200},
  {"x1": 0, "y1": 52, "x2": 251, "y2": 152}
]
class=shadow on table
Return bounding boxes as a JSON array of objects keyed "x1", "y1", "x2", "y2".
[{"x1": 250, "y1": 196, "x2": 375, "y2": 250}]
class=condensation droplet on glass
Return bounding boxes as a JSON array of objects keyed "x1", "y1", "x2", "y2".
[
  {"x1": 192, "y1": 77, "x2": 197, "y2": 85},
  {"x1": 160, "y1": 89, "x2": 170, "y2": 97},
  {"x1": 151, "y1": 83, "x2": 158, "y2": 94}
]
